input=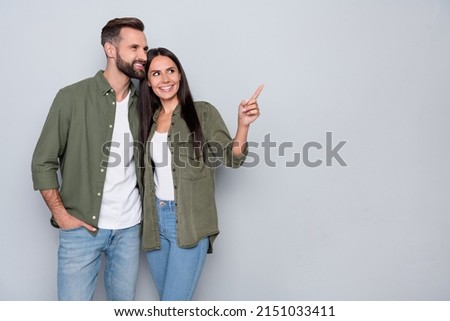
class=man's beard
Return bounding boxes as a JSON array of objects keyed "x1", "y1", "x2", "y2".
[{"x1": 116, "y1": 52, "x2": 146, "y2": 79}]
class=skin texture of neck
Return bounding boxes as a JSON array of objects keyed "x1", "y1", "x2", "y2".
[
  {"x1": 160, "y1": 99, "x2": 178, "y2": 115},
  {"x1": 103, "y1": 66, "x2": 131, "y2": 102}
]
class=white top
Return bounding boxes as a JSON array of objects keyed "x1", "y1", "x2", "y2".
[
  {"x1": 150, "y1": 131, "x2": 175, "y2": 201},
  {"x1": 98, "y1": 91, "x2": 142, "y2": 229}
]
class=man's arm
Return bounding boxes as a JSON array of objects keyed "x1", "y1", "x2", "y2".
[
  {"x1": 32, "y1": 91, "x2": 95, "y2": 231},
  {"x1": 40, "y1": 189, "x2": 96, "y2": 231}
]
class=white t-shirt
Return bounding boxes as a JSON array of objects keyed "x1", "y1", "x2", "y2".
[
  {"x1": 98, "y1": 91, "x2": 142, "y2": 229},
  {"x1": 150, "y1": 131, "x2": 175, "y2": 201}
]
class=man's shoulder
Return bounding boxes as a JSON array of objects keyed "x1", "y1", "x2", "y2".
[{"x1": 58, "y1": 71, "x2": 102, "y2": 95}]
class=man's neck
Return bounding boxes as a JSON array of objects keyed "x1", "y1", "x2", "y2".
[{"x1": 103, "y1": 68, "x2": 131, "y2": 102}]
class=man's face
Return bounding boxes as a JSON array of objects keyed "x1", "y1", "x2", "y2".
[{"x1": 114, "y1": 27, "x2": 148, "y2": 79}]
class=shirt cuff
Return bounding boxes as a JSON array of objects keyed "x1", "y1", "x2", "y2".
[
  {"x1": 32, "y1": 171, "x2": 60, "y2": 191},
  {"x1": 230, "y1": 142, "x2": 248, "y2": 168}
]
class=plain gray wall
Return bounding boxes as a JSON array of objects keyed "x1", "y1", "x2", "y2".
[{"x1": 1, "y1": 0, "x2": 449, "y2": 300}]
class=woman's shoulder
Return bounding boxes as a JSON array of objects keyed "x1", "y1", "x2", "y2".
[
  {"x1": 194, "y1": 100, "x2": 214, "y2": 109},
  {"x1": 193, "y1": 101, "x2": 220, "y2": 116},
  {"x1": 193, "y1": 101, "x2": 228, "y2": 131}
]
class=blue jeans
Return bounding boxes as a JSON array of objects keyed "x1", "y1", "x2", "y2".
[
  {"x1": 146, "y1": 199, "x2": 208, "y2": 301},
  {"x1": 57, "y1": 223, "x2": 141, "y2": 300}
]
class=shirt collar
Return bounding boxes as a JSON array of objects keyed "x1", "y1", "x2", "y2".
[{"x1": 94, "y1": 70, "x2": 138, "y2": 97}]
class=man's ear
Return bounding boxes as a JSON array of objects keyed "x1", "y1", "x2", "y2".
[{"x1": 104, "y1": 42, "x2": 116, "y2": 58}]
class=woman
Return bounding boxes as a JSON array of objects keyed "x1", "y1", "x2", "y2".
[{"x1": 137, "y1": 47, "x2": 262, "y2": 300}]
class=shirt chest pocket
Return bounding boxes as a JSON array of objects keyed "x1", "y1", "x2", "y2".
[{"x1": 172, "y1": 143, "x2": 207, "y2": 180}]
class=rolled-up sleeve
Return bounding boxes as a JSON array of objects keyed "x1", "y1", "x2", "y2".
[
  {"x1": 31, "y1": 90, "x2": 71, "y2": 190},
  {"x1": 201, "y1": 102, "x2": 247, "y2": 168}
]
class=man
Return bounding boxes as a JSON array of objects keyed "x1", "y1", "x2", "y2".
[{"x1": 31, "y1": 17, "x2": 148, "y2": 300}]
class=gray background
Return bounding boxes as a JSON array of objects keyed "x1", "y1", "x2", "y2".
[{"x1": 1, "y1": 0, "x2": 449, "y2": 300}]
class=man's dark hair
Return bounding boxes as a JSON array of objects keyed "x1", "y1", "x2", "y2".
[{"x1": 101, "y1": 17, "x2": 145, "y2": 46}]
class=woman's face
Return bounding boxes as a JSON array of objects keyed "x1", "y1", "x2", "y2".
[{"x1": 147, "y1": 55, "x2": 181, "y2": 106}]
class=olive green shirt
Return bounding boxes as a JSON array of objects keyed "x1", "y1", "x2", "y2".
[
  {"x1": 142, "y1": 101, "x2": 247, "y2": 253},
  {"x1": 31, "y1": 71, "x2": 142, "y2": 228}
]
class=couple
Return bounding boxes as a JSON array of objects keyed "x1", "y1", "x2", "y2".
[{"x1": 31, "y1": 17, "x2": 262, "y2": 301}]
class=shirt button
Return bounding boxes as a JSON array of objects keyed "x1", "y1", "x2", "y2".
[
  {"x1": 92, "y1": 216, "x2": 96, "y2": 220},
  {"x1": 106, "y1": 93, "x2": 109, "y2": 96},
  {"x1": 109, "y1": 124, "x2": 113, "y2": 128},
  {"x1": 97, "y1": 192, "x2": 101, "y2": 196},
  {"x1": 112, "y1": 102, "x2": 115, "y2": 105},
  {"x1": 100, "y1": 169, "x2": 105, "y2": 173}
]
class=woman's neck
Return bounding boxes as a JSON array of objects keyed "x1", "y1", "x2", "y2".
[{"x1": 160, "y1": 99, "x2": 179, "y2": 115}]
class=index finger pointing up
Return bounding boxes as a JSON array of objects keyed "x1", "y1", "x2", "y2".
[{"x1": 249, "y1": 84, "x2": 265, "y2": 101}]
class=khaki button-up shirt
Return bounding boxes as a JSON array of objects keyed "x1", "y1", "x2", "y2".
[
  {"x1": 142, "y1": 101, "x2": 247, "y2": 253},
  {"x1": 31, "y1": 71, "x2": 142, "y2": 228}
]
